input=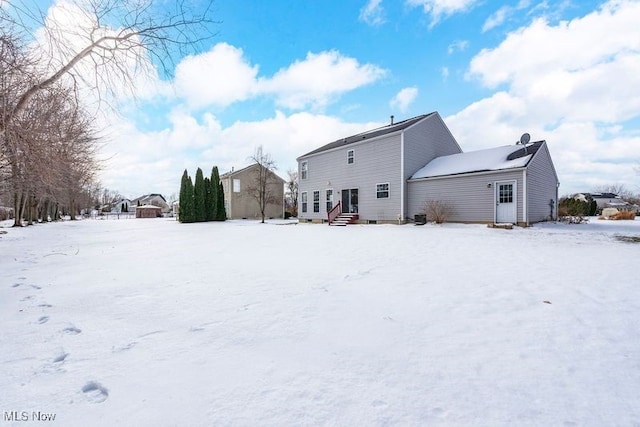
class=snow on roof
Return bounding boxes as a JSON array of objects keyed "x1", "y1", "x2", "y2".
[{"x1": 411, "y1": 142, "x2": 541, "y2": 180}]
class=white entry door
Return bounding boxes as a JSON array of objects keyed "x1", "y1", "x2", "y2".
[{"x1": 495, "y1": 181, "x2": 517, "y2": 224}]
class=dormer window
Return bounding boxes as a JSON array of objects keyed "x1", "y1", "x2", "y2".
[{"x1": 347, "y1": 149, "x2": 355, "y2": 164}]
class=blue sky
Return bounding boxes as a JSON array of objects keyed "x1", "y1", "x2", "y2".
[{"x1": 25, "y1": 0, "x2": 640, "y2": 199}]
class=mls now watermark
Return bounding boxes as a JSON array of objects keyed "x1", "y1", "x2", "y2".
[{"x1": 3, "y1": 411, "x2": 57, "y2": 422}]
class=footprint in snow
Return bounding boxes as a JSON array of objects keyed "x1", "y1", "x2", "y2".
[
  {"x1": 63, "y1": 326, "x2": 82, "y2": 335},
  {"x1": 82, "y1": 381, "x2": 109, "y2": 403},
  {"x1": 53, "y1": 351, "x2": 69, "y2": 364},
  {"x1": 38, "y1": 316, "x2": 49, "y2": 324},
  {"x1": 39, "y1": 303, "x2": 53, "y2": 308}
]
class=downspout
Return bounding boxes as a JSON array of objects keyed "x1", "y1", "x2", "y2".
[
  {"x1": 400, "y1": 131, "x2": 405, "y2": 222},
  {"x1": 523, "y1": 169, "x2": 528, "y2": 226}
]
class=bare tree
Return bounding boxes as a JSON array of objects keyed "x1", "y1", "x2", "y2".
[
  {"x1": 1, "y1": 0, "x2": 216, "y2": 226},
  {"x1": 285, "y1": 169, "x2": 298, "y2": 217},
  {"x1": 247, "y1": 146, "x2": 279, "y2": 223},
  {"x1": 0, "y1": 0, "x2": 218, "y2": 137},
  {"x1": 593, "y1": 184, "x2": 633, "y2": 199},
  {"x1": 98, "y1": 187, "x2": 123, "y2": 211}
]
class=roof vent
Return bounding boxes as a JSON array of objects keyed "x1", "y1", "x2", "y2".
[{"x1": 390, "y1": 115, "x2": 394, "y2": 125}]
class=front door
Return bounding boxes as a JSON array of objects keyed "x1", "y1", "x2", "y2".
[
  {"x1": 495, "y1": 181, "x2": 516, "y2": 224},
  {"x1": 341, "y1": 189, "x2": 358, "y2": 213}
]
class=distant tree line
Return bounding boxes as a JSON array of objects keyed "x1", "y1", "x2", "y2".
[
  {"x1": 179, "y1": 167, "x2": 226, "y2": 223},
  {"x1": 1, "y1": 0, "x2": 217, "y2": 227},
  {"x1": 558, "y1": 196, "x2": 598, "y2": 218}
]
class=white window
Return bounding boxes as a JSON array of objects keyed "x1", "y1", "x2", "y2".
[
  {"x1": 233, "y1": 179, "x2": 241, "y2": 193},
  {"x1": 347, "y1": 149, "x2": 355, "y2": 164},
  {"x1": 376, "y1": 183, "x2": 389, "y2": 199},
  {"x1": 301, "y1": 161, "x2": 308, "y2": 180},
  {"x1": 326, "y1": 189, "x2": 333, "y2": 212},
  {"x1": 313, "y1": 191, "x2": 320, "y2": 213},
  {"x1": 301, "y1": 192, "x2": 308, "y2": 213}
]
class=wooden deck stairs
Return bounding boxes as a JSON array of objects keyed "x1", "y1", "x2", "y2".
[
  {"x1": 329, "y1": 213, "x2": 359, "y2": 226},
  {"x1": 327, "y1": 201, "x2": 359, "y2": 226}
]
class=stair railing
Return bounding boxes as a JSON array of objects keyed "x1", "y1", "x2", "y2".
[{"x1": 327, "y1": 201, "x2": 342, "y2": 225}]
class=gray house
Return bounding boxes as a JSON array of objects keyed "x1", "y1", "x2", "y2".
[
  {"x1": 407, "y1": 141, "x2": 559, "y2": 225},
  {"x1": 297, "y1": 112, "x2": 559, "y2": 226},
  {"x1": 296, "y1": 113, "x2": 462, "y2": 224}
]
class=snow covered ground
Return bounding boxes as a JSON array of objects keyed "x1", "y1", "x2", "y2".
[{"x1": 1, "y1": 217, "x2": 639, "y2": 426}]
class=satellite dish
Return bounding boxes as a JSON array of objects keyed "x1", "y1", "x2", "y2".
[{"x1": 520, "y1": 133, "x2": 531, "y2": 145}]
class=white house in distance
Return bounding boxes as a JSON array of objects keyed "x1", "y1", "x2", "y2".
[{"x1": 296, "y1": 112, "x2": 559, "y2": 226}]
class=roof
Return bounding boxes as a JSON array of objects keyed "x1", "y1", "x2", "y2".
[
  {"x1": 132, "y1": 193, "x2": 166, "y2": 203},
  {"x1": 298, "y1": 113, "x2": 435, "y2": 158},
  {"x1": 220, "y1": 163, "x2": 286, "y2": 183},
  {"x1": 410, "y1": 141, "x2": 544, "y2": 180},
  {"x1": 220, "y1": 163, "x2": 257, "y2": 178}
]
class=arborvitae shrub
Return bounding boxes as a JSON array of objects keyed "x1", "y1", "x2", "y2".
[
  {"x1": 179, "y1": 170, "x2": 195, "y2": 223},
  {"x1": 193, "y1": 168, "x2": 206, "y2": 222}
]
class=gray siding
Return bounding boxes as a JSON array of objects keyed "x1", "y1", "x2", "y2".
[
  {"x1": 402, "y1": 113, "x2": 463, "y2": 219},
  {"x1": 297, "y1": 114, "x2": 463, "y2": 222},
  {"x1": 298, "y1": 134, "x2": 402, "y2": 221},
  {"x1": 403, "y1": 113, "x2": 462, "y2": 180},
  {"x1": 408, "y1": 170, "x2": 524, "y2": 223},
  {"x1": 525, "y1": 142, "x2": 559, "y2": 223}
]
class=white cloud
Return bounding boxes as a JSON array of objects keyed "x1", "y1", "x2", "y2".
[
  {"x1": 173, "y1": 43, "x2": 259, "y2": 109},
  {"x1": 98, "y1": 112, "x2": 384, "y2": 198},
  {"x1": 390, "y1": 87, "x2": 419, "y2": 113},
  {"x1": 482, "y1": 6, "x2": 510, "y2": 32},
  {"x1": 441, "y1": 67, "x2": 450, "y2": 80},
  {"x1": 359, "y1": 0, "x2": 386, "y2": 26},
  {"x1": 450, "y1": 0, "x2": 640, "y2": 195},
  {"x1": 406, "y1": 0, "x2": 479, "y2": 27},
  {"x1": 447, "y1": 40, "x2": 468, "y2": 54},
  {"x1": 171, "y1": 46, "x2": 386, "y2": 111},
  {"x1": 260, "y1": 50, "x2": 387, "y2": 110}
]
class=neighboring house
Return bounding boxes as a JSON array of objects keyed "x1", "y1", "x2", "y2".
[
  {"x1": 220, "y1": 163, "x2": 286, "y2": 220},
  {"x1": 111, "y1": 198, "x2": 131, "y2": 213},
  {"x1": 297, "y1": 112, "x2": 559, "y2": 226},
  {"x1": 575, "y1": 193, "x2": 633, "y2": 212},
  {"x1": 131, "y1": 194, "x2": 170, "y2": 213},
  {"x1": 408, "y1": 141, "x2": 559, "y2": 225}
]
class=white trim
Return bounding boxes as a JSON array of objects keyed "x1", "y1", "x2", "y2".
[
  {"x1": 312, "y1": 190, "x2": 320, "y2": 213},
  {"x1": 325, "y1": 188, "x2": 334, "y2": 212},
  {"x1": 400, "y1": 131, "x2": 405, "y2": 220},
  {"x1": 522, "y1": 169, "x2": 527, "y2": 226},
  {"x1": 494, "y1": 180, "x2": 517, "y2": 224},
  {"x1": 376, "y1": 182, "x2": 390, "y2": 199},
  {"x1": 408, "y1": 167, "x2": 527, "y2": 182}
]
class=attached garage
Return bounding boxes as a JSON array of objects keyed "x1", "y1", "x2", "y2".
[{"x1": 407, "y1": 141, "x2": 559, "y2": 226}]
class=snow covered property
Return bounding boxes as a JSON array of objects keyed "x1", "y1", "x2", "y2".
[
  {"x1": 1, "y1": 218, "x2": 639, "y2": 426},
  {"x1": 297, "y1": 113, "x2": 559, "y2": 225}
]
